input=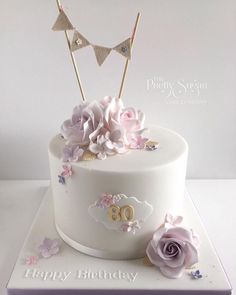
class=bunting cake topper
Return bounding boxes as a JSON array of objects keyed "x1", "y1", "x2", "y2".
[
  {"x1": 52, "y1": 9, "x2": 132, "y2": 66},
  {"x1": 52, "y1": 0, "x2": 140, "y2": 101}
]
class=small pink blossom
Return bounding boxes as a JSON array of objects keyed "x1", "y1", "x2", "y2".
[
  {"x1": 129, "y1": 135, "x2": 149, "y2": 149},
  {"x1": 164, "y1": 213, "x2": 183, "y2": 226},
  {"x1": 38, "y1": 238, "x2": 60, "y2": 259},
  {"x1": 120, "y1": 220, "x2": 141, "y2": 234},
  {"x1": 61, "y1": 165, "x2": 73, "y2": 177},
  {"x1": 25, "y1": 255, "x2": 39, "y2": 265},
  {"x1": 96, "y1": 193, "x2": 116, "y2": 208},
  {"x1": 120, "y1": 107, "x2": 145, "y2": 133}
]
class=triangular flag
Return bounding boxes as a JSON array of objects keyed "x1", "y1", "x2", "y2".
[
  {"x1": 52, "y1": 9, "x2": 74, "y2": 31},
  {"x1": 113, "y1": 38, "x2": 131, "y2": 59},
  {"x1": 93, "y1": 46, "x2": 111, "y2": 66},
  {"x1": 70, "y1": 30, "x2": 90, "y2": 52}
]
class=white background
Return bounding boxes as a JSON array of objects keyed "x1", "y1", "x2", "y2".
[{"x1": 1, "y1": 0, "x2": 236, "y2": 179}]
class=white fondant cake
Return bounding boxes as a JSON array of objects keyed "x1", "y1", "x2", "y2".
[{"x1": 49, "y1": 125, "x2": 188, "y2": 259}]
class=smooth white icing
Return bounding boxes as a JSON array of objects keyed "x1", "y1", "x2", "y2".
[{"x1": 49, "y1": 125, "x2": 188, "y2": 259}]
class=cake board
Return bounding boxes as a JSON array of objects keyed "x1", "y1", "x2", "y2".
[{"x1": 7, "y1": 188, "x2": 232, "y2": 295}]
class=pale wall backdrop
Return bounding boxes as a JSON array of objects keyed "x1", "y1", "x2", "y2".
[{"x1": 1, "y1": 0, "x2": 236, "y2": 179}]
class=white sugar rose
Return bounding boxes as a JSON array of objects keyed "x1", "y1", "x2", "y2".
[{"x1": 61, "y1": 101, "x2": 104, "y2": 146}]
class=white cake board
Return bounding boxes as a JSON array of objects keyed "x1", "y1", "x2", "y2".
[{"x1": 7, "y1": 188, "x2": 232, "y2": 295}]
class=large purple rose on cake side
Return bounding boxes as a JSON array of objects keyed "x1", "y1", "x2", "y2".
[{"x1": 146, "y1": 214, "x2": 199, "y2": 279}]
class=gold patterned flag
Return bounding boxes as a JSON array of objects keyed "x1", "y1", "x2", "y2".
[
  {"x1": 93, "y1": 45, "x2": 112, "y2": 66},
  {"x1": 70, "y1": 30, "x2": 90, "y2": 52},
  {"x1": 113, "y1": 38, "x2": 131, "y2": 59},
  {"x1": 52, "y1": 9, "x2": 74, "y2": 31}
]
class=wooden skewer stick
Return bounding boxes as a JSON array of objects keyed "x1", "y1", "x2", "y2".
[
  {"x1": 118, "y1": 12, "x2": 141, "y2": 99},
  {"x1": 56, "y1": 0, "x2": 86, "y2": 101}
]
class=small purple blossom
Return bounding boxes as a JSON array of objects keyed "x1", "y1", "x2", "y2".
[
  {"x1": 38, "y1": 238, "x2": 60, "y2": 259},
  {"x1": 120, "y1": 220, "x2": 141, "y2": 234},
  {"x1": 58, "y1": 175, "x2": 65, "y2": 184},
  {"x1": 190, "y1": 270, "x2": 203, "y2": 279},
  {"x1": 63, "y1": 144, "x2": 84, "y2": 162}
]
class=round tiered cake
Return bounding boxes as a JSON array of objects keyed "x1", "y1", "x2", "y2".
[{"x1": 49, "y1": 97, "x2": 188, "y2": 260}]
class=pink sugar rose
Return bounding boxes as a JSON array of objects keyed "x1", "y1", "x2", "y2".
[
  {"x1": 120, "y1": 107, "x2": 145, "y2": 133},
  {"x1": 120, "y1": 107, "x2": 146, "y2": 146},
  {"x1": 101, "y1": 97, "x2": 146, "y2": 147},
  {"x1": 146, "y1": 215, "x2": 199, "y2": 279}
]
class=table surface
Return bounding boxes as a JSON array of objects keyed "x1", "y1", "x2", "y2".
[{"x1": 0, "y1": 180, "x2": 235, "y2": 295}]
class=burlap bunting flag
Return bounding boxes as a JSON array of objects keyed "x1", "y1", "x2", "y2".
[
  {"x1": 71, "y1": 30, "x2": 90, "y2": 52},
  {"x1": 113, "y1": 38, "x2": 131, "y2": 60},
  {"x1": 52, "y1": 12, "x2": 132, "y2": 65},
  {"x1": 52, "y1": 9, "x2": 74, "y2": 31},
  {"x1": 93, "y1": 46, "x2": 112, "y2": 66}
]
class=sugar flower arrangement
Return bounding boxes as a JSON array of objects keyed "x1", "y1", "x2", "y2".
[{"x1": 61, "y1": 96, "x2": 153, "y2": 162}]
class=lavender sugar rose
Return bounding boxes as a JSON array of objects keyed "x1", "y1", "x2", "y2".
[{"x1": 146, "y1": 214, "x2": 199, "y2": 279}]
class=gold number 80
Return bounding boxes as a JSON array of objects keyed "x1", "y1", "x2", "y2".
[{"x1": 108, "y1": 205, "x2": 135, "y2": 222}]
